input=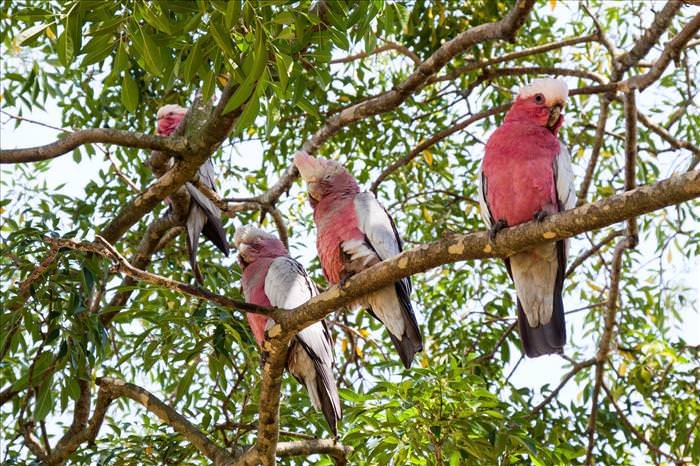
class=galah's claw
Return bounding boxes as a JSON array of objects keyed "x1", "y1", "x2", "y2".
[
  {"x1": 489, "y1": 219, "x2": 508, "y2": 240},
  {"x1": 339, "y1": 271, "x2": 354, "y2": 287},
  {"x1": 533, "y1": 210, "x2": 548, "y2": 222}
]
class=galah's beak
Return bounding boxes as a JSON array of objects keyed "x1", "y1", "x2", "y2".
[
  {"x1": 546, "y1": 104, "x2": 563, "y2": 129},
  {"x1": 237, "y1": 243, "x2": 254, "y2": 267}
]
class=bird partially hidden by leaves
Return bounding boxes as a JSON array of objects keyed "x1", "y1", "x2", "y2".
[{"x1": 156, "y1": 104, "x2": 230, "y2": 282}]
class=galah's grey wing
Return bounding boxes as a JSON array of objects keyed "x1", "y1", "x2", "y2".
[
  {"x1": 554, "y1": 141, "x2": 576, "y2": 211},
  {"x1": 351, "y1": 192, "x2": 422, "y2": 369},
  {"x1": 477, "y1": 165, "x2": 494, "y2": 229},
  {"x1": 185, "y1": 159, "x2": 229, "y2": 256},
  {"x1": 264, "y1": 256, "x2": 341, "y2": 434}
]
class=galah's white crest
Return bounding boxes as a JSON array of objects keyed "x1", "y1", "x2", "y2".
[
  {"x1": 294, "y1": 152, "x2": 423, "y2": 369},
  {"x1": 478, "y1": 78, "x2": 576, "y2": 357},
  {"x1": 235, "y1": 225, "x2": 342, "y2": 435},
  {"x1": 156, "y1": 104, "x2": 229, "y2": 282}
]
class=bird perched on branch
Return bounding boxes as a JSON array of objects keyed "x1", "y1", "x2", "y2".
[
  {"x1": 235, "y1": 225, "x2": 342, "y2": 435},
  {"x1": 294, "y1": 152, "x2": 423, "y2": 369},
  {"x1": 155, "y1": 104, "x2": 229, "y2": 282},
  {"x1": 478, "y1": 78, "x2": 576, "y2": 357}
]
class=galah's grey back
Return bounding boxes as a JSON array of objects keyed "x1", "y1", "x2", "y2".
[
  {"x1": 263, "y1": 256, "x2": 342, "y2": 435},
  {"x1": 185, "y1": 159, "x2": 229, "y2": 283},
  {"x1": 349, "y1": 192, "x2": 422, "y2": 368}
]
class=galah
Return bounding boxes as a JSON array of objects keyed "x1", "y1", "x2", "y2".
[
  {"x1": 294, "y1": 152, "x2": 423, "y2": 369},
  {"x1": 235, "y1": 225, "x2": 342, "y2": 435},
  {"x1": 478, "y1": 78, "x2": 576, "y2": 358},
  {"x1": 156, "y1": 104, "x2": 229, "y2": 282}
]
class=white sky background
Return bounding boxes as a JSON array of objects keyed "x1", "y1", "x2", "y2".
[{"x1": 1, "y1": 0, "x2": 699, "y2": 457}]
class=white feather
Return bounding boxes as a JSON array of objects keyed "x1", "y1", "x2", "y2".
[
  {"x1": 555, "y1": 142, "x2": 576, "y2": 210},
  {"x1": 477, "y1": 164, "x2": 492, "y2": 228},
  {"x1": 519, "y1": 78, "x2": 568, "y2": 105}
]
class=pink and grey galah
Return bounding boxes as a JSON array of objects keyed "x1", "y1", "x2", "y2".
[
  {"x1": 156, "y1": 104, "x2": 229, "y2": 282},
  {"x1": 235, "y1": 225, "x2": 342, "y2": 435},
  {"x1": 294, "y1": 152, "x2": 423, "y2": 369},
  {"x1": 478, "y1": 78, "x2": 576, "y2": 358}
]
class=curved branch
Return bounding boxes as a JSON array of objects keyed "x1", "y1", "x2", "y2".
[
  {"x1": 96, "y1": 377, "x2": 236, "y2": 466},
  {"x1": 0, "y1": 129, "x2": 187, "y2": 164},
  {"x1": 330, "y1": 41, "x2": 420, "y2": 65},
  {"x1": 43, "y1": 236, "x2": 277, "y2": 319}
]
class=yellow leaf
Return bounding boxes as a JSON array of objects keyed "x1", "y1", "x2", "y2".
[
  {"x1": 619, "y1": 362, "x2": 627, "y2": 376},
  {"x1": 341, "y1": 338, "x2": 348, "y2": 353},
  {"x1": 355, "y1": 345, "x2": 363, "y2": 359},
  {"x1": 420, "y1": 355, "x2": 428, "y2": 368},
  {"x1": 422, "y1": 207, "x2": 433, "y2": 223},
  {"x1": 339, "y1": 95, "x2": 350, "y2": 102},
  {"x1": 217, "y1": 75, "x2": 228, "y2": 86},
  {"x1": 245, "y1": 175, "x2": 257, "y2": 183},
  {"x1": 423, "y1": 149, "x2": 433, "y2": 166},
  {"x1": 46, "y1": 26, "x2": 56, "y2": 41},
  {"x1": 601, "y1": 150, "x2": 613, "y2": 159},
  {"x1": 247, "y1": 127, "x2": 256, "y2": 136},
  {"x1": 587, "y1": 280, "x2": 603, "y2": 292},
  {"x1": 359, "y1": 329, "x2": 368, "y2": 338},
  {"x1": 12, "y1": 38, "x2": 20, "y2": 55},
  {"x1": 0, "y1": 207, "x2": 5, "y2": 215},
  {"x1": 549, "y1": 0, "x2": 556, "y2": 10},
  {"x1": 666, "y1": 249, "x2": 672, "y2": 263}
]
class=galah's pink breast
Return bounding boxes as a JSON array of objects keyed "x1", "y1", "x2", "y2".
[
  {"x1": 483, "y1": 123, "x2": 560, "y2": 226},
  {"x1": 314, "y1": 195, "x2": 364, "y2": 284},
  {"x1": 241, "y1": 258, "x2": 274, "y2": 346}
]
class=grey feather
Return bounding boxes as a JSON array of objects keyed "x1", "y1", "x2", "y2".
[{"x1": 264, "y1": 257, "x2": 341, "y2": 434}]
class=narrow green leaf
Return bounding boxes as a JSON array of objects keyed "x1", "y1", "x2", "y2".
[{"x1": 121, "y1": 73, "x2": 139, "y2": 112}]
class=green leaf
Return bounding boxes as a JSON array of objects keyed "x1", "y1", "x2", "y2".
[{"x1": 121, "y1": 73, "x2": 139, "y2": 112}]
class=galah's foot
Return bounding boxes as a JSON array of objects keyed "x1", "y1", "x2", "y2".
[
  {"x1": 489, "y1": 219, "x2": 508, "y2": 240},
  {"x1": 533, "y1": 210, "x2": 548, "y2": 222},
  {"x1": 339, "y1": 271, "x2": 354, "y2": 287}
]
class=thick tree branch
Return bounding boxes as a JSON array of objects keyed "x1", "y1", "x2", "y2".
[
  {"x1": 284, "y1": 170, "x2": 699, "y2": 335},
  {"x1": 301, "y1": 0, "x2": 535, "y2": 156},
  {"x1": 96, "y1": 377, "x2": 236, "y2": 466},
  {"x1": 0, "y1": 129, "x2": 187, "y2": 164}
]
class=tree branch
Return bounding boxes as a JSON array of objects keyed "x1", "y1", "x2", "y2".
[
  {"x1": 430, "y1": 34, "x2": 597, "y2": 83},
  {"x1": 528, "y1": 357, "x2": 597, "y2": 418},
  {"x1": 585, "y1": 239, "x2": 627, "y2": 465},
  {"x1": 577, "y1": 96, "x2": 611, "y2": 206},
  {"x1": 623, "y1": 90, "x2": 639, "y2": 247},
  {"x1": 0, "y1": 129, "x2": 187, "y2": 164},
  {"x1": 284, "y1": 170, "x2": 700, "y2": 336},
  {"x1": 601, "y1": 382, "x2": 678, "y2": 464},
  {"x1": 566, "y1": 229, "x2": 624, "y2": 277},
  {"x1": 43, "y1": 236, "x2": 277, "y2": 320},
  {"x1": 613, "y1": 0, "x2": 685, "y2": 79},
  {"x1": 371, "y1": 104, "x2": 510, "y2": 192},
  {"x1": 96, "y1": 377, "x2": 236, "y2": 466},
  {"x1": 623, "y1": 12, "x2": 700, "y2": 91},
  {"x1": 330, "y1": 41, "x2": 420, "y2": 65}
]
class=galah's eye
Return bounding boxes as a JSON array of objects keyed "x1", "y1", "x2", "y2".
[{"x1": 534, "y1": 93, "x2": 545, "y2": 104}]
